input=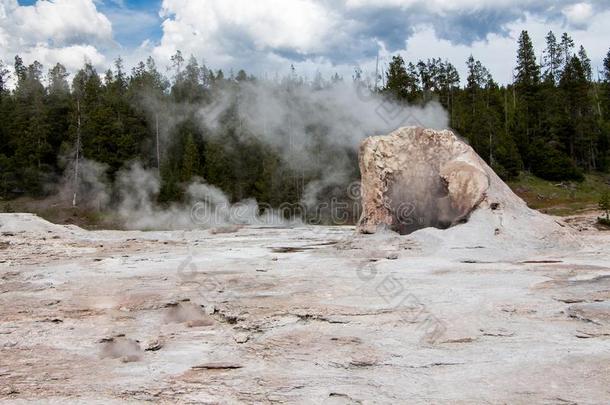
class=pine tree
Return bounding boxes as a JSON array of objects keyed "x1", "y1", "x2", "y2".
[
  {"x1": 181, "y1": 132, "x2": 200, "y2": 182},
  {"x1": 543, "y1": 31, "x2": 562, "y2": 83},
  {"x1": 46, "y1": 63, "x2": 71, "y2": 169},
  {"x1": 513, "y1": 31, "x2": 542, "y2": 167},
  {"x1": 603, "y1": 49, "x2": 610, "y2": 83},
  {"x1": 578, "y1": 45, "x2": 592, "y2": 82},
  {"x1": 515, "y1": 31, "x2": 540, "y2": 88},
  {"x1": 11, "y1": 60, "x2": 51, "y2": 193},
  {"x1": 0, "y1": 60, "x2": 9, "y2": 94},
  {"x1": 13, "y1": 55, "x2": 26, "y2": 84},
  {"x1": 560, "y1": 33, "x2": 575, "y2": 71},
  {"x1": 603, "y1": 48, "x2": 610, "y2": 119},
  {"x1": 384, "y1": 55, "x2": 410, "y2": 101},
  {"x1": 560, "y1": 55, "x2": 598, "y2": 170}
]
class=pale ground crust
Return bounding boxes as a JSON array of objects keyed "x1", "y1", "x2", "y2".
[{"x1": 1, "y1": 213, "x2": 609, "y2": 404}]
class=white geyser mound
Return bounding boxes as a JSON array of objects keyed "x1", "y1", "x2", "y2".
[{"x1": 357, "y1": 127, "x2": 578, "y2": 259}]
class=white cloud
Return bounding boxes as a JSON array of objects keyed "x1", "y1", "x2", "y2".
[
  {"x1": 0, "y1": 0, "x2": 112, "y2": 73},
  {"x1": 562, "y1": 2, "x2": 593, "y2": 29},
  {"x1": 1, "y1": 0, "x2": 608, "y2": 87},
  {"x1": 380, "y1": 9, "x2": 610, "y2": 85},
  {"x1": 153, "y1": 0, "x2": 340, "y2": 69},
  {"x1": 148, "y1": 0, "x2": 609, "y2": 84},
  {"x1": 22, "y1": 44, "x2": 106, "y2": 72}
]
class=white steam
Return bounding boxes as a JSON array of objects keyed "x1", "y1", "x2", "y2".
[{"x1": 64, "y1": 79, "x2": 449, "y2": 230}]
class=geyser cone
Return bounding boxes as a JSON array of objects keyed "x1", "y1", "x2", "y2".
[
  {"x1": 358, "y1": 127, "x2": 490, "y2": 235},
  {"x1": 356, "y1": 127, "x2": 577, "y2": 259}
]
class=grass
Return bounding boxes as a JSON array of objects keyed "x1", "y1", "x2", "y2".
[{"x1": 507, "y1": 172, "x2": 610, "y2": 216}]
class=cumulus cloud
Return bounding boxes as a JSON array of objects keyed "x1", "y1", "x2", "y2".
[
  {"x1": 562, "y1": 2, "x2": 594, "y2": 29},
  {"x1": 1, "y1": 0, "x2": 608, "y2": 87},
  {"x1": 153, "y1": 0, "x2": 345, "y2": 68},
  {"x1": 0, "y1": 0, "x2": 111, "y2": 72},
  {"x1": 150, "y1": 0, "x2": 610, "y2": 78}
]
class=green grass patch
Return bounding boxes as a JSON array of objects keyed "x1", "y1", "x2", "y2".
[{"x1": 508, "y1": 172, "x2": 610, "y2": 216}]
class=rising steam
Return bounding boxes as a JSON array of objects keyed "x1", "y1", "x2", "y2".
[{"x1": 67, "y1": 79, "x2": 449, "y2": 230}]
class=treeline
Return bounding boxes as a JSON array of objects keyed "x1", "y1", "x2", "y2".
[
  {"x1": 0, "y1": 53, "x2": 318, "y2": 205},
  {"x1": 383, "y1": 31, "x2": 610, "y2": 181},
  {"x1": 0, "y1": 30, "x2": 609, "y2": 207}
]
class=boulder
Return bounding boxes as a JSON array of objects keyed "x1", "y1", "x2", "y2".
[
  {"x1": 356, "y1": 127, "x2": 577, "y2": 259},
  {"x1": 357, "y1": 127, "x2": 492, "y2": 234}
]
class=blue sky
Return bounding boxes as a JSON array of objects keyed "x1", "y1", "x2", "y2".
[
  {"x1": 95, "y1": 0, "x2": 162, "y2": 48},
  {"x1": 4, "y1": 1, "x2": 610, "y2": 84}
]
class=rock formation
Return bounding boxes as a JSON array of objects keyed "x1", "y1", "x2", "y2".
[
  {"x1": 357, "y1": 127, "x2": 576, "y2": 255},
  {"x1": 358, "y1": 127, "x2": 494, "y2": 234}
]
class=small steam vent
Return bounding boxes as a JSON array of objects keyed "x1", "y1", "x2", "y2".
[{"x1": 357, "y1": 127, "x2": 490, "y2": 235}]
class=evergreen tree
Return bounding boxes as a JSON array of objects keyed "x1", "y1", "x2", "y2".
[
  {"x1": 603, "y1": 48, "x2": 610, "y2": 119},
  {"x1": 513, "y1": 31, "x2": 541, "y2": 168},
  {"x1": 1, "y1": 31, "x2": 609, "y2": 208},
  {"x1": 0, "y1": 60, "x2": 9, "y2": 94},
  {"x1": 578, "y1": 45, "x2": 592, "y2": 82},
  {"x1": 11, "y1": 60, "x2": 51, "y2": 193},
  {"x1": 46, "y1": 63, "x2": 71, "y2": 168},
  {"x1": 181, "y1": 132, "x2": 200, "y2": 182},
  {"x1": 384, "y1": 55, "x2": 419, "y2": 102},
  {"x1": 560, "y1": 55, "x2": 595, "y2": 170},
  {"x1": 604, "y1": 48, "x2": 610, "y2": 83},
  {"x1": 515, "y1": 31, "x2": 540, "y2": 88},
  {"x1": 560, "y1": 32, "x2": 575, "y2": 71},
  {"x1": 543, "y1": 31, "x2": 562, "y2": 84}
]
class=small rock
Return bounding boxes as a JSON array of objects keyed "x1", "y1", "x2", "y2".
[
  {"x1": 191, "y1": 362, "x2": 243, "y2": 370},
  {"x1": 145, "y1": 339, "x2": 163, "y2": 351},
  {"x1": 234, "y1": 333, "x2": 250, "y2": 344},
  {"x1": 386, "y1": 253, "x2": 398, "y2": 260}
]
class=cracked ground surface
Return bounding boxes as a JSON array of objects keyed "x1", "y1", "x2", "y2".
[{"x1": 1, "y1": 213, "x2": 609, "y2": 404}]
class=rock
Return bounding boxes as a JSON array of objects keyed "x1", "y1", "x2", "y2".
[
  {"x1": 567, "y1": 302, "x2": 610, "y2": 325},
  {"x1": 356, "y1": 127, "x2": 577, "y2": 261},
  {"x1": 358, "y1": 127, "x2": 489, "y2": 235},
  {"x1": 191, "y1": 362, "x2": 243, "y2": 370},
  {"x1": 204, "y1": 304, "x2": 216, "y2": 315},
  {"x1": 145, "y1": 339, "x2": 164, "y2": 351},
  {"x1": 233, "y1": 332, "x2": 250, "y2": 343}
]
